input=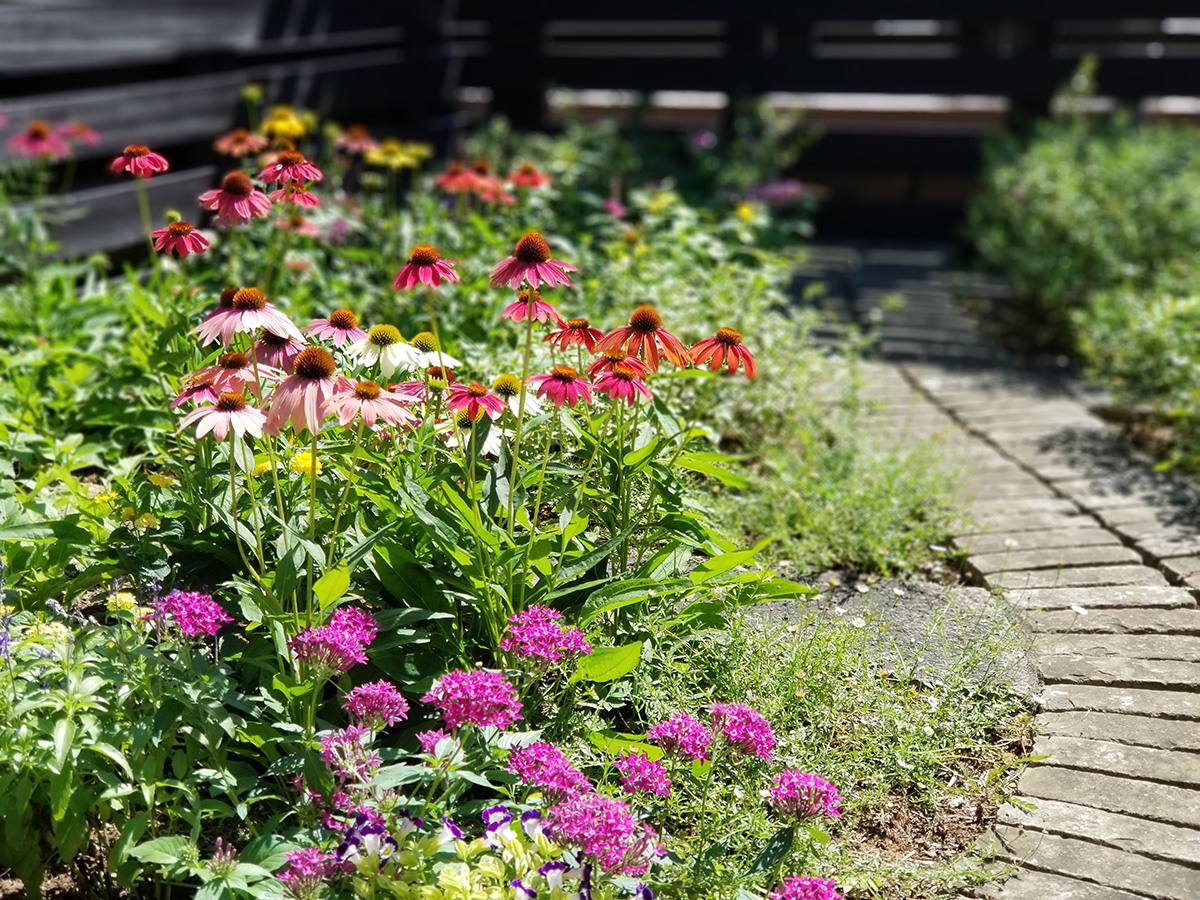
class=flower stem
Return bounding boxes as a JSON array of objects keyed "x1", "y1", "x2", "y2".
[
  {"x1": 506, "y1": 314, "x2": 536, "y2": 537},
  {"x1": 328, "y1": 420, "x2": 366, "y2": 566},
  {"x1": 305, "y1": 427, "x2": 319, "y2": 627},
  {"x1": 134, "y1": 176, "x2": 160, "y2": 294},
  {"x1": 517, "y1": 411, "x2": 557, "y2": 608}
]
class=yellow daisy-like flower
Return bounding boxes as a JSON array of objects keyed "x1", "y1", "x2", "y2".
[
  {"x1": 121, "y1": 506, "x2": 136, "y2": 521},
  {"x1": 148, "y1": 472, "x2": 176, "y2": 487},
  {"x1": 251, "y1": 461, "x2": 273, "y2": 477},
  {"x1": 290, "y1": 450, "x2": 322, "y2": 477},
  {"x1": 736, "y1": 201, "x2": 756, "y2": 222},
  {"x1": 135, "y1": 513, "x2": 161, "y2": 531},
  {"x1": 107, "y1": 591, "x2": 139, "y2": 612},
  {"x1": 95, "y1": 489, "x2": 118, "y2": 503},
  {"x1": 365, "y1": 138, "x2": 419, "y2": 171}
]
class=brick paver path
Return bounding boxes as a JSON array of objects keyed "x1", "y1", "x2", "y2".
[{"x1": 824, "y1": 245, "x2": 1200, "y2": 900}]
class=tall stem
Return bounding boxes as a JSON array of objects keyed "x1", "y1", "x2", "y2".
[
  {"x1": 134, "y1": 176, "x2": 160, "y2": 294},
  {"x1": 328, "y1": 421, "x2": 366, "y2": 566},
  {"x1": 305, "y1": 427, "x2": 319, "y2": 627},
  {"x1": 517, "y1": 412, "x2": 557, "y2": 608},
  {"x1": 506, "y1": 314, "x2": 536, "y2": 536}
]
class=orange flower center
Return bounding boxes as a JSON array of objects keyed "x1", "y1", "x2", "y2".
[
  {"x1": 409, "y1": 244, "x2": 440, "y2": 265},
  {"x1": 233, "y1": 287, "x2": 267, "y2": 310},
  {"x1": 277, "y1": 150, "x2": 305, "y2": 166},
  {"x1": 550, "y1": 365, "x2": 579, "y2": 382},
  {"x1": 260, "y1": 330, "x2": 291, "y2": 348},
  {"x1": 216, "y1": 391, "x2": 247, "y2": 411},
  {"x1": 601, "y1": 349, "x2": 628, "y2": 363},
  {"x1": 567, "y1": 318, "x2": 590, "y2": 329},
  {"x1": 167, "y1": 221, "x2": 194, "y2": 236},
  {"x1": 123, "y1": 144, "x2": 150, "y2": 158},
  {"x1": 518, "y1": 288, "x2": 541, "y2": 304},
  {"x1": 628, "y1": 305, "x2": 663, "y2": 332},
  {"x1": 218, "y1": 287, "x2": 238, "y2": 308},
  {"x1": 514, "y1": 232, "x2": 551, "y2": 263},
  {"x1": 611, "y1": 363, "x2": 639, "y2": 381},
  {"x1": 219, "y1": 352, "x2": 247, "y2": 369},
  {"x1": 354, "y1": 380, "x2": 382, "y2": 400},
  {"x1": 445, "y1": 161, "x2": 465, "y2": 175},
  {"x1": 714, "y1": 327, "x2": 743, "y2": 345},
  {"x1": 466, "y1": 382, "x2": 489, "y2": 397},
  {"x1": 28, "y1": 120, "x2": 51, "y2": 139},
  {"x1": 346, "y1": 124, "x2": 369, "y2": 139},
  {"x1": 519, "y1": 163, "x2": 539, "y2": 175},
  {"x1": 221, "y1": 171, "x2": 254, "y2": 196},
  {"x1": 294, "y1": 346, "x2": 336, "y2": 379},
  {"x1": 471, "y1": 157, "x2": 491, "y2": 175},
  {"x1": 328, "y1": 308, "x2": 357, "y2": 329}
]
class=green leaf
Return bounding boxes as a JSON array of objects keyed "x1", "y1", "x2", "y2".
[
  {"x1": 675, "y1": 453, "x2": 750, "y2": 489},
  {"x1": 749, "y1": 578, "x2": 818, "y2": 601},
  {"x1": 688, "y1": 539, "x2": 772, "y2": 584},
  {"x1": 240, "y1": 834, "x2": 295, "y2": 871},
  {"x1": 745, "y1": 825, "x2": 795, "y2": 876},
  {"x1": 579, "y1": 578, "x2": 689, "y2": 626},
  {"x1": 313, "y1": 560, "x2": 350, "y2": 611},
  {"x1": 623, "y1": 436, "x2": 659, "y2": 468},
  {"x1": 128, "y1": 835, "x2": 194, "y2": 866},
  {"x1": 569, "y1": 642, "x2": 642, "y2": 684},
  {"x1": 586, "y1": 730, "x2": 661, "y2": 759},
  {"x1": 370, "y1": 765, "x2": 428, "y2": 790},
  {"x1": 52, "y1": 717, "x2": 75, "y2": 771}
]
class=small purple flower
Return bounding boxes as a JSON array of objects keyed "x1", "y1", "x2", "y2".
[
  {"x1": 157, "y1": 589, "x2": 232, "y2": 637},
  {"x1": 319, "y1": 725, "x2": 381, "y2": 783},
  {"x1": 710, "y1": 702, "x2": 775, "y2": 759},
  {"x1": 507, "y1": 740, "x2": 591, "y2": 801},
  {"x1": 422, "y1": 668, "x2": 522, "y2": 729},
  {"x1": 278, "y1": 847, "x2": 335, "y2": 900},
  {"x1": 768, "y1": 875, "x2": 843, "y2": 900},
  {"x1": 440, "y1": 815, "x2": 464, "y2": 840},
  {"x1": 512, "y1": 878, "x2": 537, "y2": 900},
  {"x1": 646, "y1": 712, "x2": 712, "y2": 761},
  {"x1": 538, "y1": 861, "x2": 571, "y2": 891},
  {"x1": 500, "y1": 605, "x2": 592, "y2": 665},
  {"x1": 614, "y1": 751, "x2": 671, "y2": 798},
  {"x1": 767, "y1": 770, "x2": 842, "y2": 821},
  {"x1": 634, "y1": 885, "x2": 654, "y2": 900},
  {"x1": 342, "y1": 679, "x2": 409, "y2": 730}
]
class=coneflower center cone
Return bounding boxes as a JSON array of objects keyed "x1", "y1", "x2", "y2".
[
  {"x1": 260, "y1": 330, "x2": 291, "y2": 348},
  {"x1": 466, "y1": 382, "x2": 489, "y2": 397},
  {"x1": 219, "y1": 352, "x2": 248, "y2": 369},
  {"x1": 123, "y1": 144, "x2": 150, "y2": 158},
  {"x1": 368, "y1": 324, "x2": 402, "y2": 346},
  {"x1": 216, "y1": 392, "x2": 248, "y2": 411},
  {"x1": 233, "y1": 287, "x2": 267, "y2": 310},
  {"x1": 550, "y1": 365, "x2": 580, "y2": 382},
  {"x1": 492, "y1": 374, "x2": 521, "y2": 397},
  {"x1": 29, "y1": 120, "x2": 51, "y2": 139},
  {"x1": 611, "y1": 363, "x2": 639, "y2": 381},
  {"x1": 628, "y1": 305, "x2": 663, "y2": 332},
  {"x1": 567, "y1": 318, "x2": 590, "y2": 329},
  {"x1": 714, "y1": 326, "x2": 743, "y2": 345},
  {"x1": 328, "y1": 308, "x2": 357, "y2": 329},
  {"x1": 293, "y1": 346, "x2": 336, "y2": 379},
  {"x1": 514, "y1": 232, "x2": 551, "y2": 263},
  {"x1": 218, "y1": 287, "x2": 238, "y2": 307},
  {"x1": 167, "y1": 222, "x2": 194, "y2": 236},
  {"x1": 221, "y1": 171, "x2": 255, "y2": 196},
  {"x1": 276, "y1": 150, "x2": 305, "y2": 166},
  {"x1": 354, "y1": 380, "x2": 382, "y2": 400},
  {"x1": 410, "y1": 331, "x2": 438, "y2": 352},
  {"x1": 408, "y1": 245, "x2": 440, "y2": 265}
]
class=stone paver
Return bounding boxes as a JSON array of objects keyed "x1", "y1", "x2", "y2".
[
  {"x1": 1036, "y1": 633, "x2": 1200, "y2": 662},
  {"x1": 1027, "y1": 607, "x2": 1200, "y2": 634},
  {"x1": 957, "y1": 528, "x2": 1122, "y2": 556},
  {"x1": 1034, "y1": 735, "x2": 1200, "y2": 786},
  {"x1": 992, "y1": 565, "x2": 1167, "y2": 590},
  {"x1": 969, "y1": 545, "x2": 1142, "y2": 576},
  {"x1": 955, "y1": 512, "x2": 1103, "y2": 536},
  {"x1": 975, "y1": 869, "x2": 1150, "y2": 900},
  {"x1": 1038, "y1": 655, "x2": 1200, "y2": 690},
  {"x1": 1040, "y1": 684, "x2": 1200, "y2": 719},
  {"x1": 1006, "y1": 585, "x2": 1196, "y2": 610},
  {"x1": 1037, "y1": 710, "x2": 1200, "y2": 751},
  {"x1": 1018, "y1": 766, "x2": 1200, "y2": 828},
  {"x1": 1160, "y1": 555, "x2": 1200, "y2": 588}
]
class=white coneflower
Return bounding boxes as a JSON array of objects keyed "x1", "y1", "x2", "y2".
[
  {"x1": 348, "y1": 324, "x2": 420, "y2": 377},
  {"x1": 408, "y1": 331, "x2": 462, "y2": 368}
]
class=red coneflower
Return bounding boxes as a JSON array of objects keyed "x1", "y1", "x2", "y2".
[
  {"x1": 545, "y1": 318, "x2": 604, "y2": 352},
  {"x1": 213, "y1": 128, "x2": 268, "y2": 157},
  {"x1": 334, "y1": 124, "x2": 378, "y2": 155},
  {"x1": 434, "y1": 160, "x2": 477, "y2": 193},
  {"x1": 328, "y1": 377, "x2": 418, "y2": 428},
  {"x1": 306, "y1": 308, "x2": 368, "y2": 347},
  {"x1": 185, "y1": 350, "x2": 280, "y2": 397},
  {"x1": 509, "y1": 162, "x2": 550, "y2": 188},
  {"x1": 502, "y1": 288, "x2": 564, "y2": 327},
  {"x1": 690, "y1": 327, "x2": 757, "y2": 380},
  {"x1": 258, "y1": 150, "x2": 322, "y2": 185},
  {"x1": 446, "y1": 382, "x2": 506, "y2": 421},
  {"x1": 111, "y1": 144, "x2": 168, "y2": 176},
  {"x1": 594, "y1": 362, "x2": 651, "y2": 406},
  {"x1": 596, "y1": 305, "x2": 690, "y2": 371},
  {"x1": 393, "y1": 244, "x2": 460, "y2": 290},
  {"x1": 265, "y1": 346, "x2": 338, "y2": 435},
  {"x1": 56, "y1": 121, "x2": 101, "y2": 146},
  {"x1": 199, "y1": 171, "x2": 272, "y2": 226},
  {"x1": 586, "y1": 349, "x2": 651, "y2": 381},
  {"x1": 179, "y1": 391, "x2": 267, "y2": 442},
  {"x1": 490, "y1": 232, "x2": 576, "y2": 290},
  {"x1": 192, "y1": 286, "x2": 304, "y2": 347},
  {"x1": 254, "y1": 329, "x2": 307, "y2": 373},
  {"x1": 528, "y1": 365, "x2": 592, "y2": 408},
  {"x1": 9, "y1": 120, "x2": 70, "y2": 160},
  {"x1": 269, "y1": 181, "x2": 319, "y2": 207},
  {"x1": 151, "y1": 221, "x2": 209, "y2": 256}
]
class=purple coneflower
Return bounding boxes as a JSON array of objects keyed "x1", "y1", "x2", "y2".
[
  {"x1": 199, "y1": 171, "x2": 272, "y2": 225},
  {"x1": 192, "y1": 286, "x2": 304, "y2": 347},
  {"x1": 690, "y1": 327, "x2": 757, "y2": 380},
  {"x1": 490, "y1": 231, "x2": 576, "y2": 290},
  {"x1": 111, "y1": 143, "x2": 168, "y2": 176},
  {"x1": 328, "y1": 377, "x2": 418, "y2": 428},
  {"x1": 152, "y1": 221, "x2": 209, "y2": 256},
  {"x1": 594, "y1": 363, "x2": 651, "y2": 406},
  {"x1": 446, "y1": 382, "x2": 506, "y2": 421},
  {"x1": 306, "y1": 308, "x2": 367, "y2": 347},
  {"x1": 546, "y1": 317, "x2": 604, "y2": 352},
  {"x1": 253, "y1": 329, "x2": 307, "y2": 373},
  {"x1": 528, "y1": 365, "x2": 591, "y2": 408},
  {"x1": 258, "y1": 149, "x2": 322, "y2": 185},
  {"x1": 596, "y1": 305, "x2": 690, "y2": 371},
  {"x1": 502, "y1": 287, "x2": 564, "y2": 326},
  {"x1": 178, "y1": 391, "x2": 266, "y2": 442},
  {"x1": 264, "y1": 346, "x2": 337, "y2": 435},
  {"x1": 393, "y1": 244, "x2": 459, "y2": 290}
]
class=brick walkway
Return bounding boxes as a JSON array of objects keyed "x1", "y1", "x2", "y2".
[{"x1": 830, "y1": 246, "x2": 1200, "y2": 900}]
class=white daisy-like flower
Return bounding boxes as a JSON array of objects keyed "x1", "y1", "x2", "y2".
[
  {"x1": 407, "y1": 331, "x2": 462, "y2": 369},
  {"x1": 348, "y1": 324, "x2": 421, "y2": 377}
]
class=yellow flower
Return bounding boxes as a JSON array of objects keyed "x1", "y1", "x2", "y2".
[
  {"x1": 290, "y1": 450, "x2": 322, "y2": 477},
  {"x1": 252, "y1": 461, "x2": 273, "y2": 477},
  {"x1": 107, "y1": 591, "x2": 139, "y2": 612},
  {"x1": 366, "y1": 138, "x2": 419, "y2": 171},
  {"x1": 240, "y1": 83, "x2": 264, "y2": 102},
  {"x1": 95, "y1": 490, "x2": 118, "y2": 504},
  {"x1": 26, "y1": 621, "x2": 71, "y2": 645},
  {"x1": 148, "y1": 472, "x2": 176, "y2": 488},
  {"x1": 135, "y1": 513, "x2": 161, "y2": 531},
  {"x1": 736, "y1": 201, "x2": 756, "y2": 222},
  {"x1": 121, "y1": 506, "x2": 136, "y2": 521}
]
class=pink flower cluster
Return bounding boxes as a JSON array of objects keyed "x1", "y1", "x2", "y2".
[
  {"x1": 506, "y1": 740, "x2": 592, "y2": 800},
  {"x1": 278, "y1": 847, "x2": 338, "y2": 900},
  {"x1": 499, "y1": 605, "x2": 592, "y2": 665},
  {"x1": 157, "y1": 589, "x2": 232, "y2": 637},
  {"x1": 342, "y1": 679, "x2": 410, "y2": 730},
  {"x1": 768, "y1": 876, "x2": 842, "y2": 900},
  {"x1": 614, "y1": 751, "x2": 671, "y2": 798},
  {"x1": 646, "y1": 712, "x2": 712, "y2": 761},
  {"x1": 767, "y1": 770, "x2": 842, "y2": 820},
  {"x1": 319, "y1": 725, "x2": 382, "y2": 783},
  {"x1": 710, "y1": 702, "x2": 776, "y2": 759},
  {"x1": 421, "y1": 668, "x2": 522, "y2": 729},
  {"x1": 544, "y1": 792, "x2": 657, "y2": 875},
  {"x1": 416, "y1": 729, "x2": 452, "y2": 754},
  {"x1": 288, "y1": 606, "x2": 378, "y2": 674}
]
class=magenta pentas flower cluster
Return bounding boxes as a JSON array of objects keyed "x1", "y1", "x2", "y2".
[
  {"x1": 614, "y1": 751, "x2": 671, "y2": 798},
  {"x1": 320, "y1": 725, "x2": 382, "y2": 783},
  {"x1": 499, "y1": 604, "x2": 592, "y2": 664},
  {"x1": 768, "y1": 875, "x2": 842, "y2": 900},
  {"x1": 646, "y1": 712, "x2": 712, "y2": 761},
  {"x1": 342, "y1": 679, "x2": 409, "y2": 730},
  {"x1": 422, "y1": 668, "x2": 522, "y2": 729},
  {"x1": 288, "y1": 606, "x2": 378, "y2": 674},
  {"x1": 416, "y1": 729, "x2": 452, "y2": 754},
  {"x1": 768, "y1": 770, "x2": 842, "y2": 820},
  {"x1": 278, "y1": 847, "x2": 338, "y2": 900},
  {"x1": 158, "y1": 589, "x2": 232, "y2": 636},
  {"x1": 544, "y1": 792, "x2": 657, "y2": 875},
  {"x1": 507, "y1": 741, "x2": 592, "y2": 800},
  {"x1": 710, "y1": 702, "x2": 776, "y2": 759}
]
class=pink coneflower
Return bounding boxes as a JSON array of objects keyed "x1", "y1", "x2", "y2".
[
  {"x1": 306, "y1": 308, "x2": 368, "y2": 347},
  {"x1": 545, "y1": 317, "x2": 604, "y2": 352},
  {"x1": 111, "y1": 144, "x2": 168, "y2": 176},
  {"x1": 435, "y1": 160, "x2": 477, "y2": 193},
  {"x1": 477, "y1": 180, "x2": 515, "y2": 206},
  {"x1": 9, "y1": 120, "x2": 70, "y2": 159},
  {"x1": 258, "y1": 149, "x2": 322, "y2": 184},
  {"x1": 509, "y1": 162, "x2": 550, "y2": 188},
  {"x1": 328, "y1": 377, "x2": 419, "y2": 428},
  {"x1": 490, "y1": 232, "x2": 576, "y2": 290},
  {"x1": 446, "y1": 382, "x2": 506, "y2": 421},
  {"x1": 151, "y1": 221, "x2": 209, "y2": 256},
  {"x1": 199, "y1": 170, "x2": 271, "y2": 225},
  {"x1": 502, "y1": 288, "x2": 565, "y2": 326},
  {"x1": 528, "y1": 365, "x2": 591, "y2": 408},
  {"x1": 586, "y1": 349, "x2": 651, "y2": 381},
  {"x1": 603, "y1": 196, "x2": 627, "y2": 218},
  {"x1": 596, "y1": 305, "x2": 690, "y2": 371},
  {"x1": 192, "y1": 286, "x2": 304, "y2": 347},
  {"x1": 213, "y1": 127, "x2": 268, "y2": 157},
  {"x1": 335, "y1": 124, "x2": 378, "y2": 154},
  {"x1": 269, "y1": 181, "x2": 318, "y2": 207},
  {"x1": 171, "y1": 378, "x2": 218, "y2": 408},
  {"x1": 186, "y1": 350, "x2": 279, "y2": 396},
  {"x1": 56, "y1": 121, "x2": 101, "y2": 146},
  {"x1": 393, "y1": 244, "x2": 459, "y2": 290},
  {"x1": 254, "y1": 329, "x2": 307, "y2": 373},
  {"x1": 594, "y1": 362, "x2": 651, "y2": 406},
  {"x1": 690, "y1": 327, "x2": 757, "y2": 380},
  {"x1": 179, "y1": 391, "x2": 267, "y2": 442},
  {"x1": 264, "y1": 346, "x2": 338, "y2": 435}
]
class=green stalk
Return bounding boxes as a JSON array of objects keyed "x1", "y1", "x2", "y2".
[
  {"x1": 506, "y1": 314, "x2": 536, "y2": 536},
  {"x1": 134, "y1": 176, "x2": 160, "y2": 294},
  {"x1": 517, "y1": 411, "x2": 557, "y2": 608},
  {"x1": 328, "y1": 420, "x2": 366, "y2": 566},
  {"x1": 304, "y1": 427, "x2": 319, "y2": 627}
]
